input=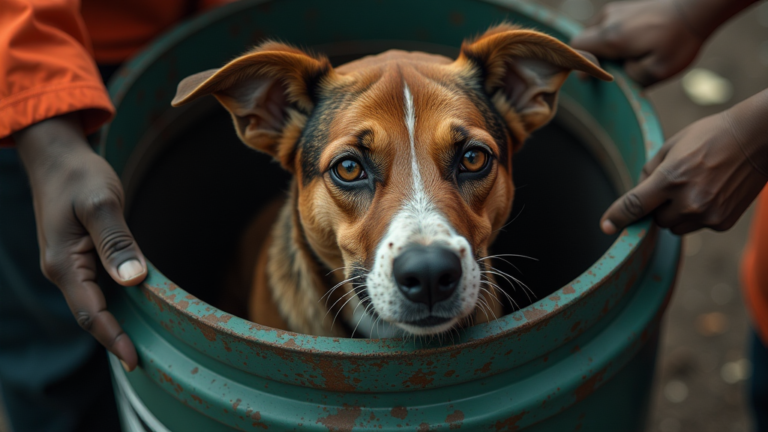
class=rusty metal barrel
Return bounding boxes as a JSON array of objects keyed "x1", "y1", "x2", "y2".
[{"x1": 101, "y1": 0, "x2": 680, "y2": 430}]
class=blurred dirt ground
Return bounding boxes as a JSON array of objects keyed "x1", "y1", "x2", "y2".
[
  {"x1": 536, "y1": 0, "x2": 768, "y2": 431},
  {"x1": 1, "y1": 2, "x2": 766, "y2": 432}
]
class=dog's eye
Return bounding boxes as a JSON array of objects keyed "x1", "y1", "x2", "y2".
[
  {"x1": 334, "y1": 159, "x2": 366, "y2": 182},
  {"x1": 460, "y1": 149, "x2": 488, "y2": 173}
]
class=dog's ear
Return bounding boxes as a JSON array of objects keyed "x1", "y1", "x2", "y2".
[
  {"x1": 172, "y1": 42, "x2": 334, "y2": 171},
  {"x1": 457, "y1": 24, "x2": 612, "y2": 142}
]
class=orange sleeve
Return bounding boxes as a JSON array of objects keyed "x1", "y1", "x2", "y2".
[
  {"x1": 0, "y1": 0, "x2": 114, "y2": 145},
  {"x1": 742, "y1": 187, "x2": 768, "y2": 345}
]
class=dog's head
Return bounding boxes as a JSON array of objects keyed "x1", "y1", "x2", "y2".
[{"x1": 174, "y1": 24, "x2": 611, "y2": 336}]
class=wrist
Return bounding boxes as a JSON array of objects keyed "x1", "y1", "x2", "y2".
[
  {"x1": 722, "y1": 89, "x2": 768, "y2": 177},
  {"x1": 14, "y1": 113, "x2": 94, "y2": 180}
]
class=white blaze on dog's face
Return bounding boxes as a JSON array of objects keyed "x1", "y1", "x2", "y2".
[
  {"x1": 362, "y1": 82, "x2": 488, "y2": 335},
  {"x1": 172, "y1": 25, "x2": 612, "y2": 336}
]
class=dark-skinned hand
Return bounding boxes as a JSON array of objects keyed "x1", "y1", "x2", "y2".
[
  {"x1": 570, "y1": 0, "x2": 705, "y2": 87},
  {"x1": 14, "y1": 112, "x2": 147, "y2": 372},
  {"x1": 601, "y1": 92, "x2": 768, "y2": 236}
]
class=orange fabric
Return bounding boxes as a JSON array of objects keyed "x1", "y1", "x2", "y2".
[
  {"x1": 742, "y1": 187, "x2": 768, "y2": 346},
  {"x1": 0, "y1": 0, "x2": 233, "y2": 146},
  {"x1": 81, "y1": 0, "x2": 233, "y2": 64},
  {"x1": 0, "y1": 0, "x2": 113, "y2": 145}
]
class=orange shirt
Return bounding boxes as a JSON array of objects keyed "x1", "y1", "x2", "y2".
[
  {"x1": 0, "y1": 0, "x2": 230, "y2": 145},
  {"x1": 742, "y1": 190, "x2": 768, "y2": 345}
]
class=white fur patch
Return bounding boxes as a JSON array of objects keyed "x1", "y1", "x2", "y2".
[{"x1": 362, "y1": 83, "x2": 482, "y2": 336}]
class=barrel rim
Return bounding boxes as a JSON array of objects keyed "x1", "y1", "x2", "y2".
[{"x1": 103, "y1": 0, "x2": 663, "y2": 356}]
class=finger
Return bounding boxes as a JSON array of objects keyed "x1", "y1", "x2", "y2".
[
  {"x1": 600, "y1": 169, "x2": 671, "y2": 234},
  {"x1": 51, "y1": 250, "x2": 139, "y2": 371},
  {"x1": 570, "y1": 23, "x2": 630, "y2": 59},
  {"x1": 574, "y1": 49, "x2": 602, "y2": 68},
  {"x1": 640, "y1": 139, "x2": 675, "y2": 181},
  {"x1": 570, "y1": 26, "x2": 618, "y2": 58},
  {"x1": 573, "y1": 49, "x2": 603, "y2": 81},
  {"x1": 76, "y1": 193, "x2": 147, "y2": 286},
  {"x1": 623, "y1": 53, "x2": 667, "y2": 87}
]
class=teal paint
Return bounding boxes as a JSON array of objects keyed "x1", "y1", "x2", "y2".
[{"x1": 101, "y1": 1, "x2": 678, "y2": 430}]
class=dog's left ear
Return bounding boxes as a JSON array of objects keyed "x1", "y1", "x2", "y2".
[
  {"x1": 457, "y1": 24, "x2": 613, "y2": 142},
  {"x1": 172, "y1": 42, "x2": 335, "y2": 171}
]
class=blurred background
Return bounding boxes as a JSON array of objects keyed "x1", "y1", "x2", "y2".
[
  {"x1": 0, "y1": 1, "x2": 766, "y2": 431},
  {"x1": 533, "y1": 0, "x2": 768, "y2": 431}
]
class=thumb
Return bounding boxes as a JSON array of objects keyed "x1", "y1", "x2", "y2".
[
  {"x1": 77, "y1": 194, "x2": 147, "y2": 286},
  {"x1": 601, "y1": 169, "x2": 670, "y2": 235}
]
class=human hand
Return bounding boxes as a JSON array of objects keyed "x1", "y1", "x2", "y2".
[
  {"x1": 14, "y1": 113, "x2": 146, "y2": 372},
  {"x1": 600, "y1": 109, "x2": 768, "y2": 236},
  {"x1": 571, "y1": 0, "x2": 705, "y2": 87}
]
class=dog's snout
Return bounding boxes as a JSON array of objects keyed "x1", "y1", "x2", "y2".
[{"x1": 393, "y1": 244, "x2": 462, "y2": 307}]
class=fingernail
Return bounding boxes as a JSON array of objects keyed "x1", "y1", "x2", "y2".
[
  {"x1": 601, "y1": 219, "x2": 617, "y2": 235},
  {"x1": 120, "y1": 360, "x2": 132, "y2": 373},
  {"x1": 118, "y1": 260, "x2": 143, "y2": 281}
]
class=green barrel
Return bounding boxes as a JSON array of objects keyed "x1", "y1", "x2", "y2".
[{"x1": 101, "y1": 0, "x2": 680, "y2": 430}]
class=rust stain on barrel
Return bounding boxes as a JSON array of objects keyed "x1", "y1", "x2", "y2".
[
  {"x1": 305, "y1": 357, "x2": 355, "y2": 391},
  {"x1": 390, "y1": 406, "x2": 408, "y2": 419},
  {"x1": 494, "y1": 411, "x2": 527, "y2": 431},
  {"x1": 282, "y1": 338, "x2": 299, "y2": 348},
  {"x1": 446, "y1": 410, "x2": 465, "y2": 428},
  {"x1": 570, "y1": 321, "x2": 582, "y2": 333},
  {"x1": 143, "y1": 288, "x2": 165, "y2": 312},
  {"x1": 316, "y1": 404, "x2": 362, "y2": 432},
  {"x1": 474, "y1": 362, "x2": 492, "y2": 375},
  {"x1": 574, "y1": 367, "x2": 608, "y2": 402},
  {"x1": 188, "y1": 316, "x2": 217, "y2": 341},
  {"x1": 523, "y1": 307, "x2": 546, "y2": 321},
  {"x1": 250, "y1": 411, "x2": 268, "y2": 429},
  {"x1": 189, "y1": 313, "x2": 234, "y2": 342},
  {"x1": 403, "y1": 369, "x2": 436, "y2": 388}
]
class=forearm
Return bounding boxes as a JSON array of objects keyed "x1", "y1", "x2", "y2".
[
  {"x1": 675, "y1": 0, "x2": 760, "y2": 38},
  {"x1": 724, "y1": 88, "x2": 768, "y2": 176}
]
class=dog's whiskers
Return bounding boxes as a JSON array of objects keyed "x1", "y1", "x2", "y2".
[
  {"x1": 320, "y1": 275, "x2": 364, "y2": 305},
  {"x1": 487, "y1": 266, "x2": 536, "y2": 301},
  {"x1": 477, "y1": 253, "x2": 538, "y2": 262},
  {"x1": 480, "y1": 278, "x2": 520, "y2": 310},
  {"x1": 481, "y1": 270, "x2": 518, "y2": 293},
  {"x1": 350, "y1": 296, "x2": 373, "y2": 339},
  {"x1": 479, "y1": 286, "x2": 502, "y2": 308},
  {"x1": 492, "y1": 204, "x2": 526, "y2": 234},
  {"x1": 323, "y1": 288, "x2": 358, "y2": 319},
  {"x1": 332, "y1": 293, "x2": 361, "y2": 329},
  {"x1": 324, "y1": 265, "x2": 368, "y2": 277}
]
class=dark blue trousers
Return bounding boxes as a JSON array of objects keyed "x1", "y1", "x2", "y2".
[
  {"x1": 0, "y1": 149, "x2": 120, "y2": 432},
  {"x1": 752, "y1": 330, "x2": 768, "y2": 432}
]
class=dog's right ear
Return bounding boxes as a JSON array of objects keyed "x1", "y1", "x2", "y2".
[{"x1": 172, "y1": 42, "x2": 334, "y2": 171}]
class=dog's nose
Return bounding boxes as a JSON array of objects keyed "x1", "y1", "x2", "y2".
[{"x1": 393, "y1": 244, "x2": 462, "y2": 307}]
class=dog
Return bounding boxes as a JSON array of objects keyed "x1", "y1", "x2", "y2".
[{"x1": 171, "y1": 24, "x2": 612, "y2": 338}]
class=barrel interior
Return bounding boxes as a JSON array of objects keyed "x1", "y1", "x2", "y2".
[{"x1": 124, "y1": 82, "x2": 619, "y2": 320}]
